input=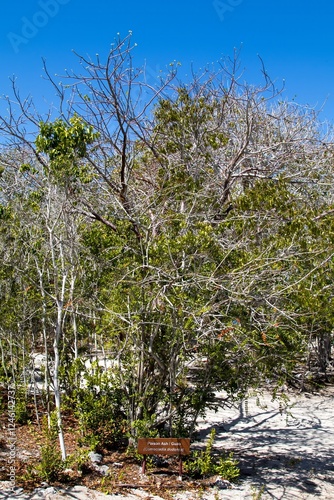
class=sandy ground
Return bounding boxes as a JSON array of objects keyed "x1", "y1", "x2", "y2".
[
  {"x1": 1, "y1": 386, "x2": 334, "y2": 499},
  {"x1": 194, "y1": 385, "x2": 334, "y2": 499}
]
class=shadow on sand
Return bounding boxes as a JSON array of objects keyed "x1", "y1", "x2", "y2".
[{"x1": 194, "y1": 394, "x2": 334, "y2": 498}]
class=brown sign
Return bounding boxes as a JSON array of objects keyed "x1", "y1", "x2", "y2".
[{"x1": 137, "y1": 438, "x2": 190, "y2": 456}]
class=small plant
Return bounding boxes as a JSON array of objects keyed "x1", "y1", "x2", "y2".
[
  {"x1": 185, "y1": 429, "x2": 239, "y2": 481},
  {"x1": 215, "y1": 452, "x2": 240, "y2": 481},
  {"x1": 77, "y1": 433, "x2": 100, "y2": 452},
  {"x1": 251, "y1": 484, "x2": 265, "y2": 499},
  {"x1": 35, "y1": 413, "x2": 64, "y2": 482},
  {"x1": 14, "y1": 386, "x2": 30, "y2": 425},
  {"x1": 73, "y1": 363, "x2": 127, "y2": 450},
  {"x1": 131, "y1": 412, "x2": 160, "y2": 437},
  {"x1": 100, "y1": 473, "x2": 116, "y2": 495},
  {"x1": 286, "y1": 456, "x2": 302, "y2": 468},
  {"x1": 66, "y1": 448, "x2": 91, "y2": 474},
  {"x1": 126, "y1": 413, "x2": 160, "y2": 463}
]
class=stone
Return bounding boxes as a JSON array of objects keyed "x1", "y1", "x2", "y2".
[
  {"x1": 214, "y1": 477, "x2": 233, "y2": 489},
  {"x1": 88, "y1": 451, "x2": 103, "y2": 463},
  {"x1": 92, "y1": 464, "x2": 109, "y2": 476}
]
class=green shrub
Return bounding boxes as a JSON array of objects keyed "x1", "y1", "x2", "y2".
[
  {"x1": 36, "y1": 413, "x2": 64, "y2": 482},
  {"x1": 14, "y1": 386, "x2": 30, "y2": 425},
  {"x1": 185, "y1": 429, "x2": 239, "y2": 481},
  {"x1": 73, "y1": 362, "x2": 127, "y2": 450},
  {"x1": 130, "y1": 412, "x2": 160, "y2": 438},
  {"x1": 214, "y1": 452, "x2": 240, "y2": 481},
  {"x1": 66, "y1": 448, "x2": 91, "y2": 474}
]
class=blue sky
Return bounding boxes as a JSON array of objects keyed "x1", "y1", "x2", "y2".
[{"x1": 1, "y1": 0, "x2": 334, "y2": 123}]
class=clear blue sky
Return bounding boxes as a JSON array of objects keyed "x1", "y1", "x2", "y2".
[{"x1": 1, "y1": 0, "x2": 334, "y2": 123}]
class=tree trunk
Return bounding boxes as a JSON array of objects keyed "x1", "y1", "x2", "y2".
[{"x1": 54, "y1": 301, "x2": 66, "y2": 461}]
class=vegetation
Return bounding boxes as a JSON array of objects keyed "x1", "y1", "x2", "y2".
[
  {"x1": 185, "y1": 429, "x2": 239, "y2": 481},
  {"x1": 0, "y1": 33, "x2": 333, "y2": 479}
]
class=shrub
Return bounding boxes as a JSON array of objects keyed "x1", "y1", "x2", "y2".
[
  {"x1": 185, "y1": 429, "x2": 239, "y2": 481},
  {"x1": 36, "y1": 413, "x2": 63, "y2": 482},
  {"x1": 14, "y1": 386, "x2": 30, "y2": 425},
  {"x1": 73, "y1": 362, "x2": 127, "y2": 450}
]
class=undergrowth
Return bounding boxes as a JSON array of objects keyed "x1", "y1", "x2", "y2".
[{"x1": 184, "y1": 428, "x2": 239, "y2": 481}]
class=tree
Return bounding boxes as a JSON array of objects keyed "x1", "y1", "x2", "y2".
[{"x1": 0, "y1": 34, "x2": 333, "y2": 449}]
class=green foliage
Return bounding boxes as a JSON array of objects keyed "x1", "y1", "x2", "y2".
[
  {"x1": 251, "y1": 485, "x2": 266, "y2": 499},
  {"x1": 35, "y1": 114, "x2": 98, "y2": 185},
  {"x1": 214, "y1": 451, "x2": 241, "y2": 482},
  {"x1": 66, "y1": 448, "x2": 91, "y2": 473},
  {"x1": 36, "y1": 414, "x2": 64, "y2": 482},
  {"x1": 1, "y1": 37, "x2": 334, "y2": 460},
  {"x1": 154, "y1": 87, "x2": 228, "y2": 159},
  {"x1": 14, "y1": 387, "x2": 30, "y2": 425},
  {"x1": 185, "y1": 429, "x2": 239, "y2": 481},
  {"x1": 131, "y1": 413, "x2": 160, "y2": 438},
  {"x1": 0, "y1": 204, "x2": 11, "y2": 220},
  {"x1": 73, "y1": 362, "x2": 127, "y2": 450}
]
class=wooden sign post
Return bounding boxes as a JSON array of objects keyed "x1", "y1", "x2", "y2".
[{"x1": 137, "y1": 438, "x2": 190, "y2": 478}]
